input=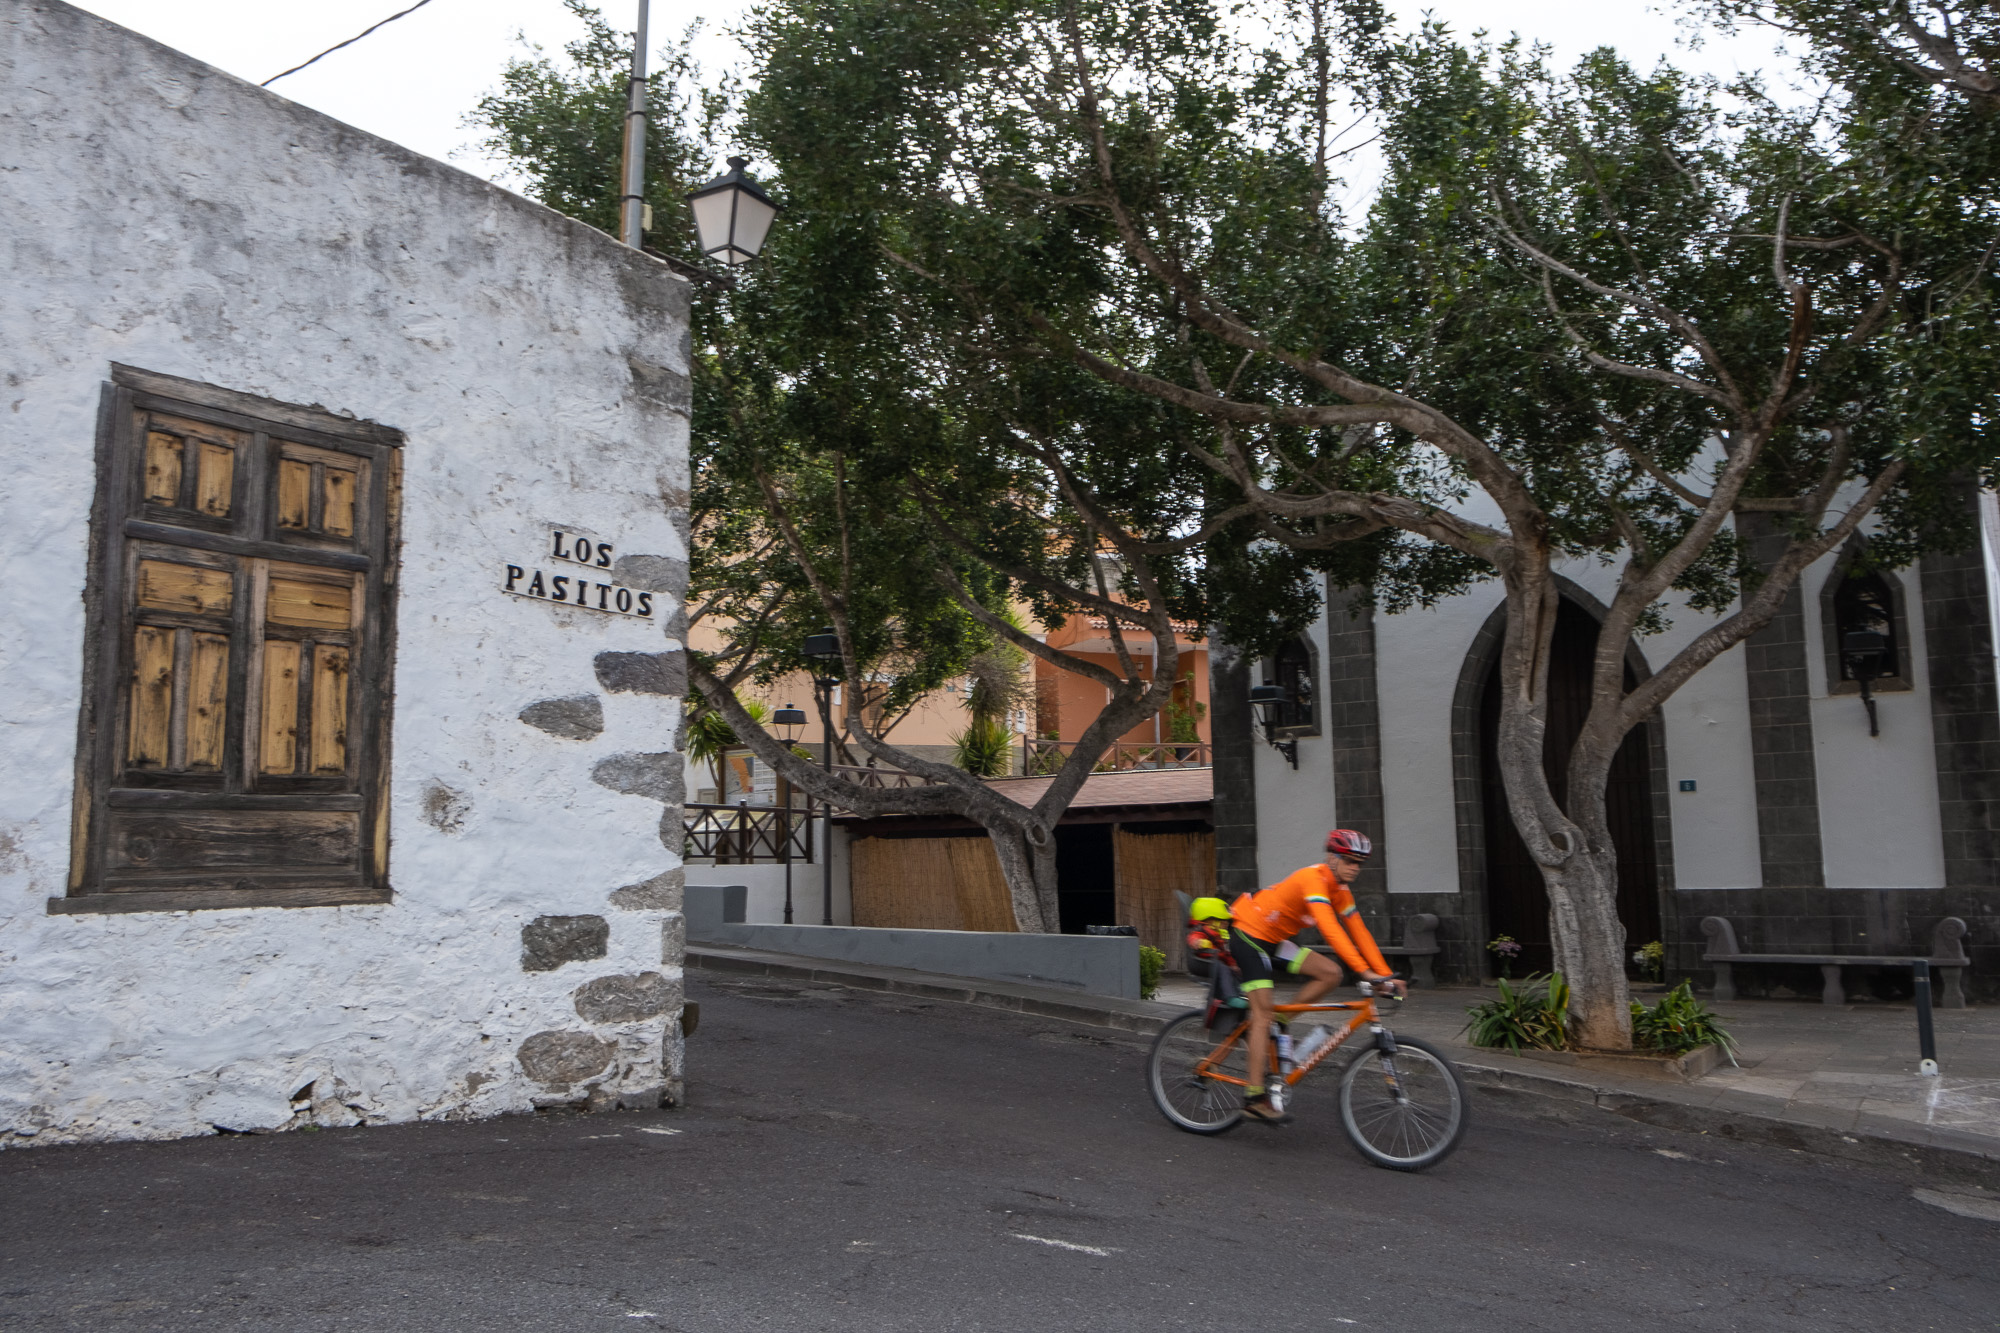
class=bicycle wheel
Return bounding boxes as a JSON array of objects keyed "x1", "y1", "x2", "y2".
[
  {"x1": 1337, "y1": 1033, "x2": 1467, "y2": 1171},
  {"x1": 1147, "y1": 1010, "x2": 1249, "y2": 1135}
]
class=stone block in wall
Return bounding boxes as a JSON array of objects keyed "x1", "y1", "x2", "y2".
[
  {"x1": 573, "y1": 971, "x2": 679, "y2": 1023},
  {"x1": 521, "y1": 915, "x2": 609, "y2": 972},
  {"x1": 517, "y1": 1030, "x2": 616, "y2": 1086},
  {"x1": 518, "y1": 694, "x2": 604, "y2": 741},
  {"x1": 610, "y1": 866, "x2": 683, "y2": 911},
  {"x1": 594, "y1": 650, "x2": 687, "y2": 697}
]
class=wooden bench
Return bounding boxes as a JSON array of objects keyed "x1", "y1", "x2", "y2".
[{"x1": 1700, "y1": 915, "x2": 1970, "y2": 1008}]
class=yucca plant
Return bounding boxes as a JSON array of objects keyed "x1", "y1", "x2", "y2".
[
  {"x1": 1631, "y1": 982, "x2": 1738, "y2": 1062},
  {"x1": 1463, "y1": 973, "x2": 1571, "y2": 1053},
  {"x1": 950, "y1": 715, "x2": 1014, "y2": 777}
]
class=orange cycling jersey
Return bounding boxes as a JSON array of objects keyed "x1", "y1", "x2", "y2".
[{"x1": 1231, "y1": 864, "x2": 1392, "y2": 979}]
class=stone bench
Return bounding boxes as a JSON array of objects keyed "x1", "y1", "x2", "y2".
[
  {"x1": 1700, "y1": 915, "x2": 1970, "y2": 1008},
  {"x1": 1306, "y1": 912, "x2": 1442, "y2": 987}
]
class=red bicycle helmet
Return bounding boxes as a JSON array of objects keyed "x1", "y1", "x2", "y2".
[{"x1": 1325, "y1": 829, "x2": 1373, "y2": 860}]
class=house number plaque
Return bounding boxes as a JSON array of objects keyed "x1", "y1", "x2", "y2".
[{"x1": 503, "y1": 529, "x2": 656, "y2": 619}]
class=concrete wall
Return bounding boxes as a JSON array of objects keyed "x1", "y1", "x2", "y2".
[
  {"x1": 685, "y1": 885, "x2": 1140, "y2": 998},
  {"x1": 686, "y1": 820, "x2": 853, "y2": 926},
  {"x1": 0, "y1": 2, "x2": 690, "y2": 1145}
]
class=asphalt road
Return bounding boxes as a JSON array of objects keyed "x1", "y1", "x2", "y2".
[{"x1": 3, "y1": 974, "x2": 1996, "y2": 1332}]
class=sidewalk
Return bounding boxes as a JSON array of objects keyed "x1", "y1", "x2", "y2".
[{"x1": 691, "y1": 943, "x2": 2000, "y2": 1183}]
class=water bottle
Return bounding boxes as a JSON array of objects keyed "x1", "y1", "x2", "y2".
[
  {"x1": 1275, "y1": 1028, "x2": 1295, "y2": 1075},
  {"x1": 1295, "y1": 1025, "x2": 1331, "y2": 1065}
]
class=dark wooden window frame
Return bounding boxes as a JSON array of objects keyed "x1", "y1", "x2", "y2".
[
  {"x1": 1263, "y1": 635, "x2": 1321, "y2": 738},
  {"x1": 52, "y1": 365, "x2": 402, "y2": 915},
  {"x1": 1818, "y1": 538, "x2": 1914, "y2": 696}
]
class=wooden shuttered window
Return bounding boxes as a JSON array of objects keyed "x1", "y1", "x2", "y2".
[{"x1": 57, "y1": 367, "x2": 401, "y2": 914}]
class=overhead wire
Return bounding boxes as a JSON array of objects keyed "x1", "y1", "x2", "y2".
[{"x1": 262, "y1": 0, "x2": 441, "y2": 86}]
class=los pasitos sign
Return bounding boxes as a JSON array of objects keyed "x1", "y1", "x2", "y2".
[{"x1": 505, "y1": 530, "x2": 656, "y2": 619}]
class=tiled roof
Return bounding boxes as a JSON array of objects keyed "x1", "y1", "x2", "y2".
[{"x1": 981, "y1": 765, "x2": 1212, "y2": 810}]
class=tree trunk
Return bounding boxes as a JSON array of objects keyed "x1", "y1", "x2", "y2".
[
  {"x1": 1539, "y1": 841, "x2": 1633, "y2": 1049},
  {"x1": 987, "y1": 821, "x2": 1060, "y2": 933}
]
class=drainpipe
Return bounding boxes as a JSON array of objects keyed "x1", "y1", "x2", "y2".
[{"x1": 618, "y1": 0, "x2": 650, "y2": 248}]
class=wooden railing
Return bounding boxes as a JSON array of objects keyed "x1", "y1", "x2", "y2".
[
  {"x1": 683, "y1": 802, "x2": 814, "y2": 864},
  {"x1": 1023, "y1": 739, "x2": 1213, "y2": 776},
  {"x1": 827, "y1": 764, "x2": 942, "y2": 792}
]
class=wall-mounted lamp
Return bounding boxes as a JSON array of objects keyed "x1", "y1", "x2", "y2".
[
  {"x1": 1841, "y1": 629, "x2": 1888, "y2": 737},
  {"x1": 1248, "y1": 682, "x2": 1299, "y2": 769}
]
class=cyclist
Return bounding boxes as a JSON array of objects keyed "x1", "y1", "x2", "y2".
[{"x1": 1230, "y1": 829, "x2": 1404, "y2": 1124}]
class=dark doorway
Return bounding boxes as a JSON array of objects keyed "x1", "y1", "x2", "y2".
[
  {"x1": 1479, "y1": 599, "x2": 1662, "y2": 976},
  {"x1": 1055, "y1": 823, "x2": 1116, "y2": 934}
]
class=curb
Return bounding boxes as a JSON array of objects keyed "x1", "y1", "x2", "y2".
[
  {"x1": 688, "y1": 944, "x2": 2000, "y2": 1185},
  {"x1": 687, "y1": 945, "x2": 1177, "y2": 1036}
]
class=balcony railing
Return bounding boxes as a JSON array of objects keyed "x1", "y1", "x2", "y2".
[
  {"x1": 683, "y1": 802, "x2": 814, "y2": 864},
  {"x1": 827, "y1": 763, "x2": 943, "y2": 791},
  {"x1": 1024, "y1": 738, "x2": 1212, "y2": 776}
]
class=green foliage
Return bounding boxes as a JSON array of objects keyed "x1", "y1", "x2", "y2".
[
  {"x1": 466, "y1": 0, "x2": 723, "y2": 267},
  {"x1": 1164, "y1": 689, "x2": 1207, "y2": 744},
  {"x1": 1633, "y1": 939, "x2": 1665, "y2": 983},
  {"x1": 1631, "y1": 981, "x2": 1737, "y2": 1059},
  {"x1": 950, "y1": 716, "x2": 1015, "y2": 777},
  {"x1": 1463, "y1": 973, "x2": 1571, "y2": 1052},
  {"x1": 1139, "y1": 945, "x2": 1167, "y2": 1000},
  {"x1": 685, "y1": 696, "x2": 769, "y2": 798}
]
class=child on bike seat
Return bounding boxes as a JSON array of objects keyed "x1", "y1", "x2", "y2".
[{"x1": 1227, "y1": 829, "x2": 1405, "y2": 1124}]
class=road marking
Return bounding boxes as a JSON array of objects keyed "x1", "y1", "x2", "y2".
[
  {"x1": 637, "y1": 1127, "x2": 682, "y2": 1136},
  {"x1": 625, "y1": 1313, "x2": 660, "y2": 1319},
  {"x1": 1011, "y1": 1233, "x2": 1114, "y2": 1257},
  {"x1": 1913, "y1": 1188, "x2": 2000, "y2": 1223},
  {"x1": 1653, "y1": 1149, "x2": 1692, "y2": 1160}
]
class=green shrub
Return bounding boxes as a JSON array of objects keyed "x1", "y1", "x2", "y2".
[
  {"x1": 1138, "y1": 945, "x2": 1166, "y2": 1000},
  {"x1": 1631, "y1": 981, "x2": 1737, "y2": 1061},
  {"x1": 1462, "y1": 973, "x2": 1570, "y2": 1052}
]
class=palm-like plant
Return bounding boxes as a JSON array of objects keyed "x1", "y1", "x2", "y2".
[
  {"x1": 685, "y1": 695, "x2": 769, "y2": 801},
  {"x1": 951, "y1": 617, "x2": 1031, "y2": 777}
]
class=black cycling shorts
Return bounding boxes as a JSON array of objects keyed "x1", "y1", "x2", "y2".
[{"x1": 1228, "y1": 926, "x2": 1328, "y2": 992}]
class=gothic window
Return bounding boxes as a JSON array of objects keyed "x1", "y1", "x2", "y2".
[
  {"x1": 1821, "y1": 555, "x2": 1910, "y2": 695},
  {"x1": 57, "y1": 367, "x2": 401, "y2": 914},
  {"x1": 1267, "y1": 636, "x2": 1318, "y2": 734}
]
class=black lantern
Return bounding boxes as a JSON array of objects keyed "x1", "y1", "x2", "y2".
[
  {"x1": 773, "y1": 703, "x2": 807, "y2": 743},
  {"x1": 687, "y1": 157, "x2": 781, "y2": 267},
  {"x1": 1248, "y1": 682, "x2": 1299, "y2": 768},
  {"x1": 1842, "y1": 629, "x2": 1889, "y2": 737}
]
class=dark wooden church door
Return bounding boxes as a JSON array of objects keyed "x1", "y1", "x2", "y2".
[{"x1": 1479, "y1": 599, "x2": 1662, "y2": 976}]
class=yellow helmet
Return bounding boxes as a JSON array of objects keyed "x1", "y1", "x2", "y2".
[{"x1": 1188, "y1": 896, "x2": 1233, "y2": 923}]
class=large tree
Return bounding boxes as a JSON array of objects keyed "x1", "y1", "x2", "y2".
[
  {"x1": 740, "y1": 0, "x2": 1997, "y2": 1044},
  {"x1": 470, "y1": 3, "x2": 1280, "y2": 932}
]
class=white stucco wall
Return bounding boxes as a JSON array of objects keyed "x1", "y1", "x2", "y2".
[
  {"x1": 0, "y1": 2, "x2": 692, "y2": 1145},
  {"x1": 1801, "y1": 558, "x2": 1947, "y2": 888},
  {"x1": 1375, "y1": 592, "x2": 1489, "y2": 895},
  {"x1": 1251, "y1": 602, "x2": 1340, "y2": 889}
]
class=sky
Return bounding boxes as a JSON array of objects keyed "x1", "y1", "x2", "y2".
[{"x1": 73, "y1": 0, "x2": 1806, "y2": 192}]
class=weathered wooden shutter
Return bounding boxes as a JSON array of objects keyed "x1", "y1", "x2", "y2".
[{"x1": 59, "y1": 368, "x2": 400, "y2": 913}]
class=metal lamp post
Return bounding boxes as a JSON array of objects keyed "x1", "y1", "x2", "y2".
[
  {"x1": 1248, "y1": 683, "x2": 1299, "y2": 768},
  {"x1": 803, "y1": 628, "x2": 841, "y2": 925},
  {"x1": 773, "y1": 703, "x2": 807, "y2": 924}
]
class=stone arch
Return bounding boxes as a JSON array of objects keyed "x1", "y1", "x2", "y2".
[{"x1": 1447, "y1": 579, "x2": 1676, "y2": 972}]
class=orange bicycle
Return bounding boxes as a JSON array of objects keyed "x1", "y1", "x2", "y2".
[{"x1": 1147, "y1": 979, "x2": 1469, "y2": 1171}]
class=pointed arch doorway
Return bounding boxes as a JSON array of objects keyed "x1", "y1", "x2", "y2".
[{"x1": 1478, "y1": 598, "x2": 1662, "y2": 976}]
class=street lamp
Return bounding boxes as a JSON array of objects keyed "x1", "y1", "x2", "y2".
[
  {"x1": 688, "y1": 157, "x2": 782, "y2": 267},
  {"x1": 803, "y1": 629, "x2": 842, "y2": 926},
  {"x1": 772, "y1": 704, "x2": 808, "y2": 924},
  {"x1": 1248, "y1": 682, "x2": 1299, "y2": 769}
]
